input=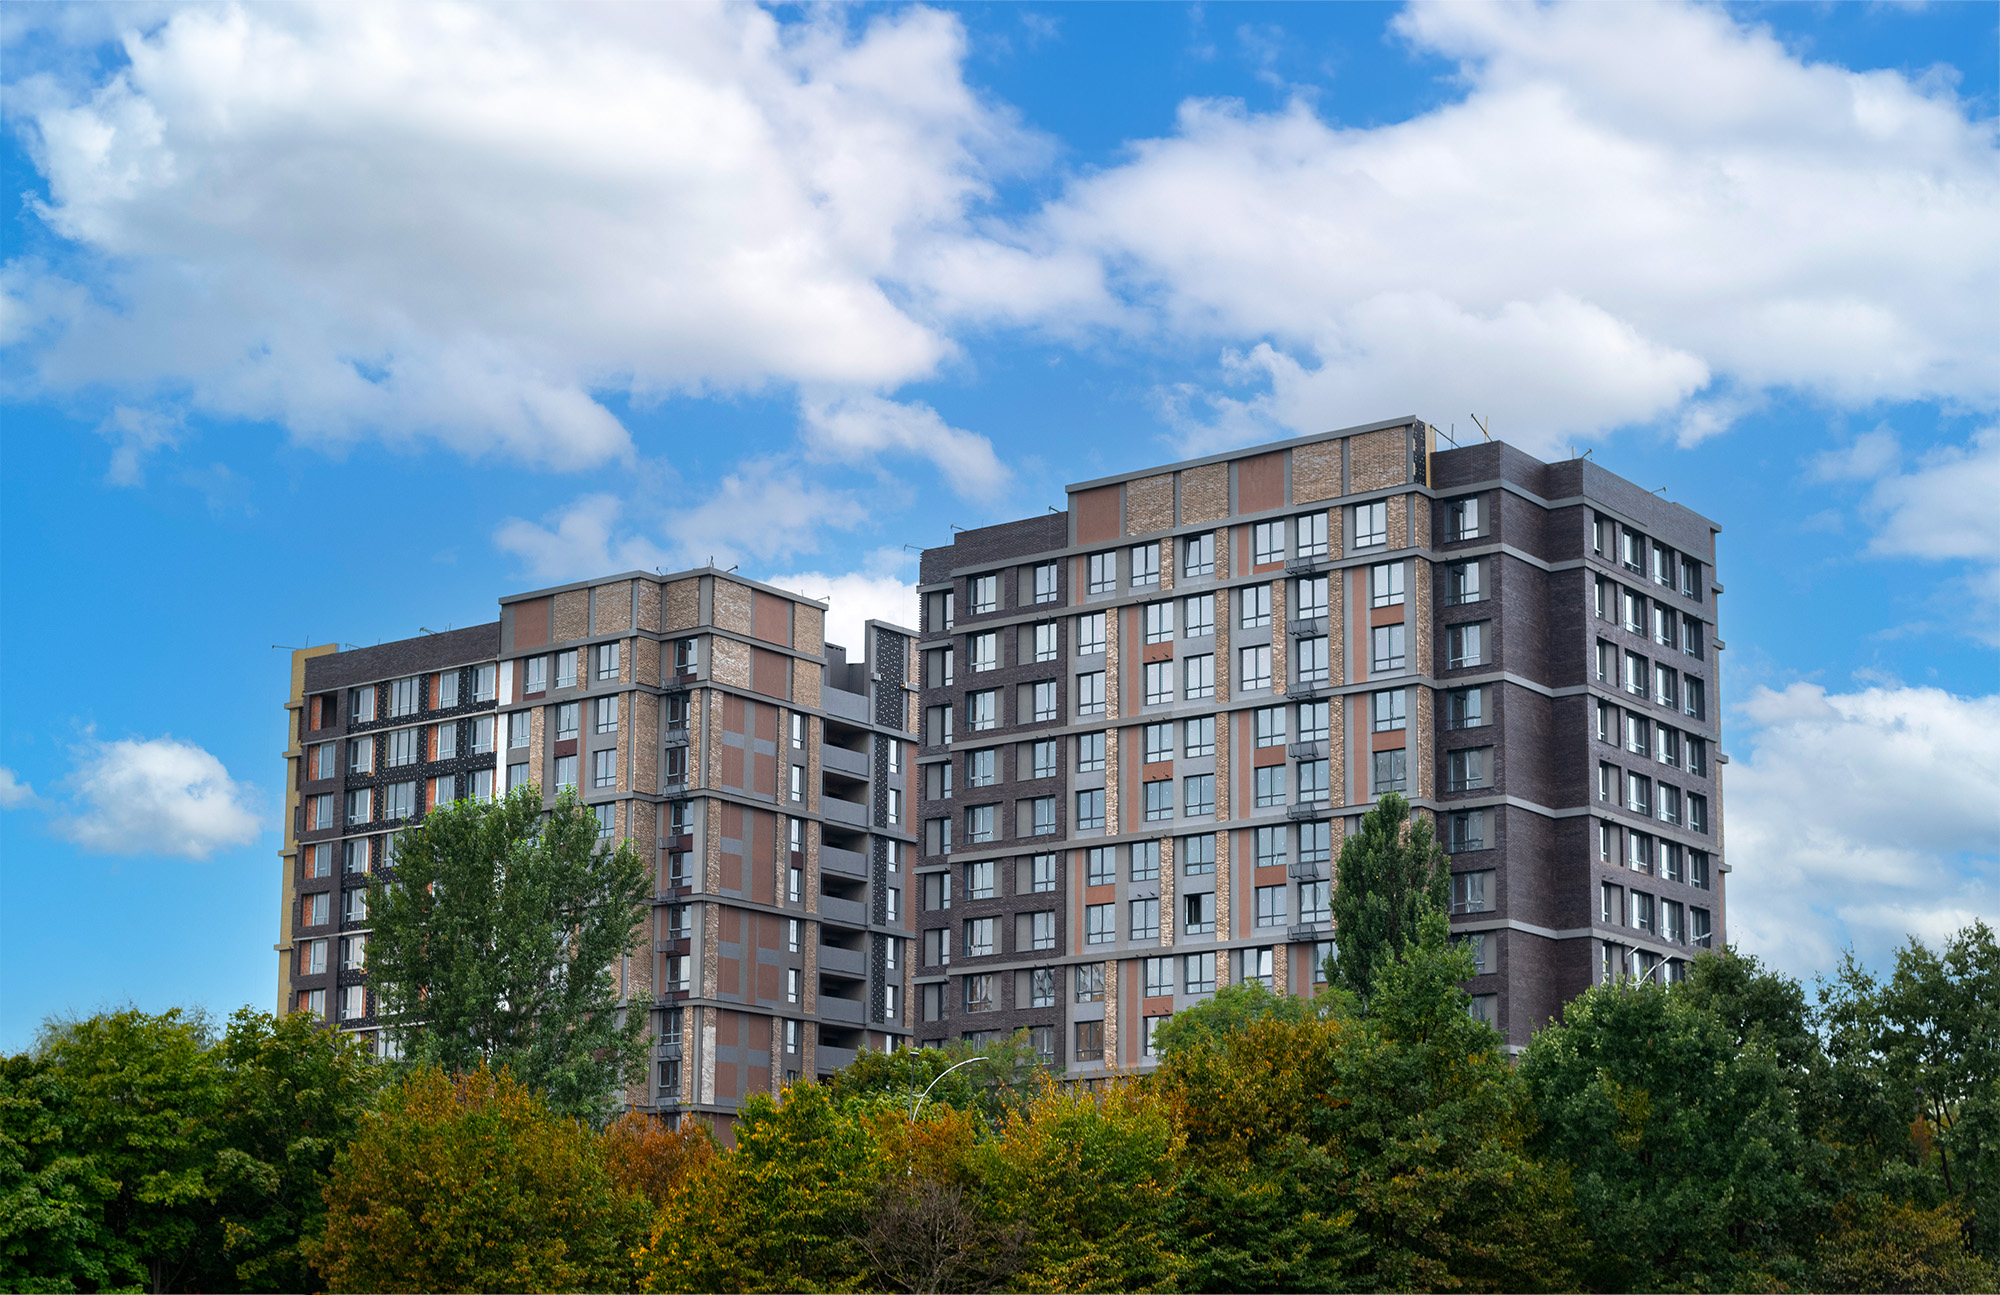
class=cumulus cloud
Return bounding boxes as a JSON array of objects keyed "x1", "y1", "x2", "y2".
[
  {"x1": 52, "y1": 736, "x2": 262, "y2": 860},
  {"x1": 800, "y1": 393, "x2": 1008, "y2": 497},
  {"x1": 994, "y1": 0, "x2": 1999, "y2": 453},
  {"x1": 0, "y1": 768, "x2": 41, "y2": 810},
  {"x1": 8, "y1": 2, "x2": 1027, "y2": 471},
  {"x1": 1725, "y1": 682, "x2": 2000, "y2": 978}
]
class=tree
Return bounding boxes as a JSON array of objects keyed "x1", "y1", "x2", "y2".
[
  {"x1": 1522, "y1": 977, "x2": 1814, "y2": 1292},
  {"x1": 367, "y1": 783, "x2": 652, "y2": 1123},
  {"x1": 602, "y1": 1109, "x2": 717, "y2": 1208},
  {"x1": 825, "y1": 1031, "x2": 1045, "y2": 1130},
  {"x1": 1329, "y1": 792, "x2": 1450, "y2": 1001},
  {"x1": 0, "y1": 1052, "x2": 120, "y2": 1292},
  {"x1": 860, "y1": 1104, "x2": 1026, "y2": 1295},
  {"x1": 313, "y1": 1066, "x2": 646, "y2": 1293}
]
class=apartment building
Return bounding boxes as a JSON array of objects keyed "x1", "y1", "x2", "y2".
[
  {"x1": 278, "y1": 570, "x2": 919, "y2": 1125},
  {"x1": 912, "y1": 418, "x2": 1725, "y2": 1058}
]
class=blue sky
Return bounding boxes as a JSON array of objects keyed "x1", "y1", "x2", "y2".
[{"x1": 2, "y1": 0, "x2": 1995, "y2": 1049}]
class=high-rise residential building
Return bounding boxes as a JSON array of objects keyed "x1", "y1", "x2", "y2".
[
  {"x1": 278, "y1": 570, "x2": 919, "y2": 1126},
  {"x1": 912, "y1": 418, "x2": 1725, "y2": 1059}
]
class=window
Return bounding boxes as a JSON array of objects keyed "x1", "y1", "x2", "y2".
[
  {"x1": 1182, "y1": 834, "x2": 1215, "y2": 876},
  {"x1": 439, "y1": 670, "x2": 461, "y2": 707},
  {"x1": 556, "y1": 702, "x2": 580, "y2": 740},
  {"x1": 1295, "y1": 637, "x2": 1329, "y2": 685},
  {"x1": 1300, "y1": 879, "x2": 1331, "y2": 924},
  {"x1": 964, "y1": 916, "x2": 996, "y2": 958},
  {"x1": 789, "y1": 765, "x2": 805, "y2": 803},
  {"x1": 1602, "y1": 881, "x2": 1624, "y2": 924},
  {"x1": 1451, "y1": 870, "x2": 1494, "y2": 914},
  {"x1": 1683, "y1": 677, "x2": 1706, "y2": 720},
  {"x1": 1131, "y1": 898, "x2": 1160, "y2": 941},
  {"x1": 1662, "y1": 899, "x2": 1684, "y2": 944},
  {"x1": 1369, "y1": 562, "x2": 1405, "y2": 608},
  {"x1": 1449, "y1": 810, "x2": 1486, "y2": 852},
  {"x1": 1088, "y1": 552, "x2": 1116, "y2": 596},
  {"x1": 1692, "y1": 907, "x2": 1713, "y2": 948},
  {"x1": 1595, "y1": 575, "x2": 1611, "y2": 620},
  {"x1": 1300, "y1": 820, "x2": 1331, "y2": 864},
  {"x1": 1363, "y1": 688, "x2": 1406, "y2": 734},
  {"x1": 1631, "y1": 891, "x2": 1656, "y2": 935},
  {"x1": 1184, "y1": 951, "x2": 1216, "y2": 993},
  {"x1": 1298, "y1": 511, "x2": 1329, "y2": 557},
  {"x1": 1355, "y1": 501, "x2": 1387, "y2": 548},
  {"x1": 349, "y1": 685, "x2": 377, "y2": 724},
  {"x1": 1372, "y1": 749, "x2": 1406, "y2": 793},
  {"x1": 1241, "y1": 946, "x2": 1276, "y2": 989},
  {"x1": 1031, "y1": 795, "x2": 1058, "y2": 835},
  {"x1": 1083, "y1": 902, "x2": 1115, "y2": 944},
  {"x1": 1448, "y1": 560, "x2": 1482, "y2": 605},
  {"x1": 1031, "y1": 853, "x2": 1057, "y2": 893},
  {"x1": 344, "y1": 788, "x2": 372, "y2": 827},
  {"x1": 1662, "y1": 841, "x2": 1685, "y2": 884},
  {"x1": 343, "y1": 888, "x2": 369, "y2": 923},
  {"x1": 964, "y1": 973, "x2": 998, "y2": 1012},
  {"x1": 348, "y1": 738, "x2": 375, "y2": 776},
  {"x1": 1030, "y1": 622, "x2": 1058, "y2": 664},
  {"x1": 1654, "y1": 603, "x2": 1677, "y2": 648},
  {"x1": 1184, "y1": 715, "x2": 1215, "y2": 758},
  {"x1": 1371, "y1": 625, "x2": 1406, "y2": 673},
  {"x1": 968, "y1": 574, "x2": 1000, "y2": 615},
  {"x1": 1080, "y1": 787, "x2": 1112, "y2": 831},
  {"x1": 926, "y1": 762, "x2": 954, "y2": 801},
  {"x1": 340, "y1": 934, "x2": 367, "y2": 972},
  {"x1": 1122, "y1": 840, "x2": 1157, "y2": 882},
  {"x1": 1625, "y1": 651, "x2": 1649, "y2": 697},
  {"x1": 1143, "y1": 956, "x2": 1173, "y2": 997},
  {"x1": 1627, "y1": 830, "x2": 1653, "y2": 874},
  {"x1": 970, "y1": 632, "x2": 998, "y2": 672},
  {"x1": 1184, "y1": 532, "x2": 1215, "y2": 578},
  {"x1": 1240, "y1": 645, "x2": 1272, "y2": 691},
  {"x1": 1621, "y1": 528, "x2": 1645, "y2": 572},
  {"x1": 1029, "y1": 680, "x2": 1057, "y2": 723},
  {"x1": 1449, "y1": 497, "x2": 1481, "y2": 540},
  {"x1": 1255, "y1": 766, "x2": 1286, "y2": 808},
  {"x1": 1598, "y1": 762, "x2": 1617, "y2": 803},
  {"x1": 343, "y1": 838, "x2": 370, "y2": 874},
  {"x1": 1252, "y1": 521, "x2": 1284, "y2": 565},
  {"x1": 311, "y1": 742, "x2": 335, "y2": 780},
  {"x1": 1447, "y1": 622, "x2": 1486, "y2": 669},
  {"x1": 1077, "y1": 672, "x2": 1106, "y2": 718},
  {"x1": 1254, "y1": 826, "x2": 1286, "y2": 867},
  {"x1": 1144, "y1": 600, "x2": 1175, "y2": 644},
  {"x1": 592, "y1": 695, "x2": 619, "y2": 735},
  {"x1": 1184, "y1": 892, "x2": 1215, "y2": 935},
  {"x1": 1032, "y1": 562, "x2": 1059, "y2": 604},
  {"x1": 1657, "y1": 782, "x2": 1681, "y2": 826},
  {"x1": 1627, "y1": 772, "x2": 1652, "y2": 816},
  {"x1": 1076, "y1": 612, "x2": 1106, "y2": 655},
  {"x1": 1076, "y1": 732, "x2": 1104, "y2": 774},
  {"x1": 306, "y1": 842, "x2": 333, "y2": 878},
  {"x1": 1655, "y1": 664, "x2": 1679, "y2": 710},
  {"x1": 380, "y1": 728, "x2": 419, "y2": 768},
  {"x1": 1021, "y1": 965, "x2": 1056, "y2": 1008},
  {"x1": 1142, "y1": 661, "x2": 1172, "y2": 706},
  {"x1": 1239, "y1": 585, "x2": 1271, "y2": 629},
  {"x1": 431, "y1": 722, "x2": 458, "y2": 761},
  {"x1": 967, "y1": 690, "x2": 998, "y2": 732},
  {"x1": 1184, "y1": 655, "x2": 1215, "y2": 700},
  {"x1": 1131, "y1": 544, "x2": 1160, "y2": 588},
  {"x1": 523, "y1": 657, "x2": 548, "y2": 695},
  {"x1": 1595, "y1": 639, "x2": 1616, "y2": 683},
  {"x1": 1255, "y1": 706, "x2": 1286, "y2": 747},
  {"x1": 1071, "y1": 963, "x2": 1106, "y2": 1006},
  {"x1": 1682, "y1": 617, "x2": 1705, "y2": 659},
  {"x1": 1143, "y1": 722, "x2": 1173, "y2": 764},
  {"x1": 1626, "y1": 713, "x2": 1651, "y2": 758},
  {"x1": 1688, "y1": 793, "x2": 1710, "y2": 834},
  {"x1": 1296, "y1": 575, "x2": 1329, "y2": 621},
  {"x1": 1074, "y1": 1021, "x2": 1105, "y2": 1062},
  {"x1": 507, "y1": 762, "x2": 530, "y2": 793},
  {"x1": 1144, "y1": 780, "x2": 1174, "y2": 822},
  {"x1": 1623, "y1": 589, "x2": 1646, "y2": 634},
  {"x1": 1085, "y1": 847, "x2": 1117, "y2": 887},
  {"x1": 1446, "y1": 747, "x2": 1490, "y2": 791},
  {"x1": 1032, "y1": 739, "x2": 1058, "y2": 779},
  {"x1": 473, "y1": 664, "x2": 497, "y2": 702},
  {"x1": 965, "y1": 804, "x2": 996, "y2": 844},
  {"x1": 1298, "y1": 700, "x2": 1330, "y2": 742},
  {"x1": 301, "y1": 892, "x2": 331, "y2": 929},
  {"x1": 1183, "y1": 774, "x2": 1214, "y2": 817},
  {"x1": 966, "y1": 748, "x2": 995, "y2": 788},
  {"x1": 555, "y1": 754, "x2": 578, "y2": 791},
  {"x1": 508, "y1": 712, "x2": 529, "y2": 748},
  {"x1": 1183, "y1": 594, "x2": 1215, "y2": 637},
  {"x1": 595, "y1": 642, "x2": 620, "y2": 680}
]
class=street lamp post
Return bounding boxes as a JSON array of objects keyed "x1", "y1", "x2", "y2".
[{"x1": 910, "y1": 1054, "x2": 992, "y2": 1121}]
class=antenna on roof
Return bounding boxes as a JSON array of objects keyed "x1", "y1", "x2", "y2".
[
  {"x1": 1652, "y1": 487, "x2": 1668, "y2": 496},
  {"x1": 1469, "y1": 413, "x2": 1492, "y2": 443},
  {"x1": 950, "y1": 524, "x2": 965, "y2": 532}
]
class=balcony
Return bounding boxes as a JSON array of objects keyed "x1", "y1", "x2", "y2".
[
  {"x1": 1287, "y1": 740, "x2": 1327, "y2": 760},
  {"x1": 1286, "y1": 804, "x2": 1328, "y2": 822},
  {"x1": 819, "y1": 944, "x2": 866, "y2": 977},
  {"x1": 662, "y1": 725, "x2": 689, "y2": 748},
  {"x1": 822, "y1": 796, "x2": 869, "y2": 829},
  {"x1": 821, "y1": 843, "x2": 868, "y2": 877},
  {"x1": 822, "y1": 744, "x2": 870, "y2": 779},
  {"x1": 1286, "y1": 860, "x2": 1329, "y2": 880},
  {"x1": 1285, "y1": 555, "x2": 1329, "y2": 575},
  {"x1": 816, "y1": 1044, "x2": 858, "y2": 1075},
  {"x1": 1287, "y1": 617, "x2": 1327, "y2": 637},
  {"x1": 818, "y1": 894, "x2": 867, "y2": 928},
  {"x1": 823, "y1": 687, "x2": 871, "y2": 724},
  {"x1": 1288, "y1": 923, "x2": 1329, "y2": 943},
  {"x1": 1285, "y1": 680, "x2": 1328, "y2": 700},
  {"x1": 817, "y1": 994, "x2": 866, "y2": 1025}
]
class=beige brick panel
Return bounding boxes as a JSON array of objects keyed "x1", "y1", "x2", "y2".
[
  {"x1": 595, "y1": 582, "x2": 634, "y2": 634},
  {"x1": 628, "y1": 797, "x2": 657, "y2": 861},
  {"x1": 1273, "y1": 943, "x2": 1290, "y2": 996},
  {"x1": 634, "y1": 692, "x2": 659, "y2": 795},
  {"x1": 792, "y1": 656, "x2": 820, "y2": 708},
  {"x1": 713, "y1": 580, "x2": 754, "y2": 634},
  {"x1": 1413, "y1": 495, "x2": 1432, "y2": 549},
  {"x1": 529, "y1": 705, "x2": 546, "y2": 796},
  {"x1": 1105, "y1": 609, "x2": 1121, "y2": 717},
  {"x1": 1350, "y1": 428, "x2": 1407, "y2": 492},
  {"x1": 1158, "y1": 838, "x2": 1175, "y2": 947},
  {"x1": 664, "y1": 580, "x2": 701, "y2": 632},
  {"x1": 702, "y1": 900, "x2": 721, "y2": 997},
  {"x1": 711, "y1": 638, "x2": 752, "y2": 688},
  {"x1": 1214, "y1": 830, "x2": 1232, "y2": 956},
  {"x1": 1214, "y1": 527, "x2": 1232, "y2": 581},
  {"x1": 1329, "y1": 697, "x2": 1348, "y2": 809},
  {"x1": 1271, "y1": 581, "x2": 1288, "y2": 693},
  {"x1": 1214, "y1": 719, "x2": 1230, "y2": 820},
  {"x1": 554, "y1": 590, "x2": 590, "y2": 643},
  {"x1": 637, "y1": 580, "x2": 663, "y2": 633},
  {"x1": 1158, "y1": 538, "x2": 1175, "y2": 591},
  {"x1": 776, "y1": 810, "x2": 793, "y2": 903},
  {"x1": 802, "y1": 1023, "x2": 817, "y2": 1085},
  {"x1": 1104, "y1": 728, "x2": 1121, "y2": 837},
  {"x1": 636, "y1": 640, "x2": 660, "y2": 688},
  {"x1": 1126, "y1": 473, "x2": 1174, "y2": 535},
  {"x1": 805, "y1": 819, "x2": 820, "y2": 914},
  {"x1": 806, "y1": 718, "x2": 820, "y2": 814},
  {"x1": 1103, "y1": 960, "x2": 1120, "y2": 1067},
  {"x1": 1330, "y1": 571, "x2": 1347, "y2": 687},
  {"x1": 796, "y1": 605, "x2": 825, "y2": 656},
  {"x1": 707, "y1": 692, "x2": 723, "y2": 787},
  {"x1": 1413, "y1": 560, "x2": 1433, "y2": 676},
  {"x1": 1215, "y1": 618, "x2": 1231, "y2": 706},
  {"x1": 1416, "y1": 687, "x2": 1436, "y2": 801},
  {"x1": 699, "y1": 1007, "x2": 716, "y2": 1105},
  {"x1": 1181, "y1": 463, "x2": 1228, "y2": 524},
  {"x1": 804, "y1": 939, "x2": 819, "y2": 1013},
  {"x1": 1292, "y1": 440, "x2": 1342, "y2": 503},
  {"x1": 1387, "y1": 494, "x2": 1409, "y2": 551},
  {"x1": 706, "y1": 800, "x2": 723, "y2": 890}
]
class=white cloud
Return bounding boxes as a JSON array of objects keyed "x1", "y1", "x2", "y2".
[
  {"x1": 1725, "y1": 682, "x2": 2000, "y2": 978},
  {"x1": 0, "y1": 768, "x2": 40, "y2": 810},
  {"x1": 92, "y1": 404, "x2": 181, "y2": 485},
  {"x1": 9, "y1": 2, "x2": 1026, "y2": 470},
  {"x1": 1866, "y1": 426, "x2": 2000, "y2": 564},
  {"x1": 763, "y1": 550, "x2": 919, "y2": 652},
  {"x1": 800, "y1": 393, "x2": 1008, "y2": 497},
  {"x1": 1810, "y1": 427, "x2": 1903, "y2": 482},
  {"x1": 988, "y1": 0, "x2": 2000, "y2": 453},
  {"x1": 53, "y1": 736, "x2": 261, "y2": 860}
]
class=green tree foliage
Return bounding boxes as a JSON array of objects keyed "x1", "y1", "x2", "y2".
[
  {"x1": 0, "y1": 1006, "x2": 377, "y2": 1293},
  {"x1": 367, "y1": 783, "x2": 652, "y2": 1123},
  {"x1": 1156, "y1": 913, "x2": 1579, "y2": 1292},
  {"x1": 825, "y1": 1032, "x2": 1045, "y2": 1129},
  {"x1": 1329, "y1": 793, "x2": 1450, "y2": 1001},
  {"x1": 313, "y1": 1065, "x2": 646, "y2": 1293}
]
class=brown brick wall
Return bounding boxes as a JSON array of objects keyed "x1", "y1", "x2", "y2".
[
  {"x1": 1158, "y1": 838, "x2": 1175, "y2": 947},
  {"x1": 635, "y1": 693, "x2": 659, "y2": 795},
  {"x1": 796, "y1": 605, "x2": 825, "y2": 657},
  {"x1": 1214, "y1": 830, "x2": 1232, "y2": 955},
  {"x1": 711, "y1": 638, "x2": 752, "y2": 688},
  {"x1": 1270, "y1": 580, "x2": 1288, "y2": 693},
  {"x1": 1181, "y1": 463, "x2": 1228, "y2": 524},
  {"x1": 595, "y1": 582, "x2": 633, "y2": 634},
  {"x1": 792, "y1": 656, "x2": 821, "y2": 709},
  {"x1": 553, "y1": 589, "x2": 589, "y2": 643},
  {"x1": 1104, "y1": 728, "x2": 1121, "y2": 837},
  {"x1": 1388, "y1": 493, "x2": 1409, "y2": 550},
  {"x1": 1416, "y1": 686, "x2": 1436, "y2": 801},
  {"x1": 1102, "y1": 959, "x2": 1120, "y2": 1065},
  {"x1": 1412, "y1": 559, "x2": 1433, "y2": 676},
  {"x1": 1351, "y1": 428, "x2": 1408, "y2": 492},
  {"x1": 1126, "y1": 473, "x2": 1174, "y2": 534},
  {"x1": 714, "y1": 580, "x2": 754, "y2": 635},
  {"x1": 664, "y1": 580, "x2": 700, "y2": 632},
  {"x1": 1293, "y1": 440, "x2": 1341, "y2": 502},
  {"x1": 636, "y1": 580, "x2": 662, "y2": 633}
]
